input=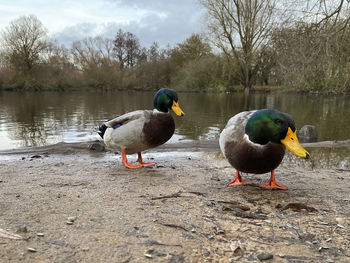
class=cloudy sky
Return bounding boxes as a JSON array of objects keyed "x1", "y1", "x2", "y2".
[{"x1": 0, "y1": 0, "x2": 206, "y2": 48}]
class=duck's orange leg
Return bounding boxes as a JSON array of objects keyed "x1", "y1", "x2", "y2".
[
  {"x1": 121, "y1": 149, "x2": 142, "y2": 169},
  {"x1": 260, "y1": 170, "x2": 287, "y2": 190},
  {"x1": 227, "y1": 170, "x2": 252, "y2": 186},
  {"x1": 137, "y1": 152, "x2": 155, "y2": 166}
]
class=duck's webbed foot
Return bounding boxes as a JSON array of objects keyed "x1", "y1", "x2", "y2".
[
  {"x1": 137, "y1": 152, "x2": 155, "y2": 166},
  {"x1": 227, "y1": 170, "x2": 252, "y2": 186},
  {"x1": 121, "y1": 149, "x2": 142, "y2": 169},
  {"x1": 260, "y1": 170, "x2": 287, "y2": 190}
]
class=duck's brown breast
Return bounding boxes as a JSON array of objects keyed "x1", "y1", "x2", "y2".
[
  {"x1": 225, "y1": 140, "x2": 286, "y2": 174},
  {"x1": 143, "y1": 113, "x2": 175, "y2": 148}
]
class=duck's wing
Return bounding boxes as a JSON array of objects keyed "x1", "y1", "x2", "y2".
[
  {"x1": 219, "y1": 110, "x2": 256, "y2": 155},
  {"x1": 105, "y1": 110, "x2": 151, "y2": 128},
  {"x1": 224, "y1": 110, "x2": 256, "y2": 139}
]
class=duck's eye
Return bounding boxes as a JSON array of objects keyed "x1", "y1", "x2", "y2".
[{"x1": 274, "y1": 119, "x2": 282, "y2": 125}]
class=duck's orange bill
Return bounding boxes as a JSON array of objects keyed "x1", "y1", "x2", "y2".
[
  {"x1": 281, "y1": 127, "x2": 310, "y2": 159},
  {"x1": 171, "y1": 101, "x2": 185, "y2": 116}
]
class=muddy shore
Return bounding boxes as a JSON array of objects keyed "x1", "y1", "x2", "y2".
[{"x1": 0, "y1": 141, "x2": 349, "y2": 262}]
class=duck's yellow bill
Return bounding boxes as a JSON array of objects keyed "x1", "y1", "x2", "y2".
[
  {"x1": 281, "y1": 127, "x2": 310, "y2": 159},
  {"x1": 171, "y1": 101, "x2": 185, "y2": 116}
]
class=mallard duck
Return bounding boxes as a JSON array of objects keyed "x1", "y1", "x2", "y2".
[
  {"x1": 219, "y1": 109, "x2": 310, "y2": 190},
  {"x1": 98, "y1": 88, "x2": 184, "y2": 168}
]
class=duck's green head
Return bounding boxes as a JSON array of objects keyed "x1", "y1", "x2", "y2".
[
  {"x1": 153, "y1": 88, "x2": 185, "y2": 116},
  {"x1": 245, "y1": 109, "x2": 310, "y2": 159}
]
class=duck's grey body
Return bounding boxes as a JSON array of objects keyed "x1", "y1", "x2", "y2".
[{"x1": 103, "y1": 109, "x2": 175, "y2": 154}]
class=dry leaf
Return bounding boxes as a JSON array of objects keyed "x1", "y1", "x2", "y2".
[
  {"x1": 230, "y1": 240, "x2": 243, "y2": 253},
  {"x1": 282, "y1": 203, "x2": 317, "y2": 212}
]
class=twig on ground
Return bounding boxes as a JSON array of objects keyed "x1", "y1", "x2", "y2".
[
  {"x1": 142, "y1": 239, "x2": 182, "y2": 247},
  {"x1": 157, "y1": 222, "x2": 189, "y2": 232},
  {"x1": 150, "y1": 191, "x2": 182, "y2": 200}
]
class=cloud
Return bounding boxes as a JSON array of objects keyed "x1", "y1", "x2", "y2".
[
  {"x1": 54, "y1": 0, "x2": 206, "y2": 48},
  {"x1": 1, "y1": 0, "x2": 206, "y2": 48}
]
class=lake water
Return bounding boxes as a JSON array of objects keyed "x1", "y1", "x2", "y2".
[{"x1": 0, "y1": 91, "x2": 350, "y2": 151}]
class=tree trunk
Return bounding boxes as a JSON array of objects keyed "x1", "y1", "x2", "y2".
[
  {"x1": 243, "y1": 89, "x2": 251, "y2": 110},
  {"x1": 244, "y1": 86, "x2": 251, "y2": 96}
]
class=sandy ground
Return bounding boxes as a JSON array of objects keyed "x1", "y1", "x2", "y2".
[{"x1": 0, "y1": 141, "x2": 349, "y2": 263}]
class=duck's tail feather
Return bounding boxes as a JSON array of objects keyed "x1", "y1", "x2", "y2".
[{"x1": 98, "y1": 124, "x2": 108, "y2": 139}]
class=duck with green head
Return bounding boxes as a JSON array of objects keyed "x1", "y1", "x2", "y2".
[
  {"x1": 98, "y1": 88, "x2": 184, "y2": 168},
  {"x1": 219, "y1": 109, "x2": 310, "y2": 190}
]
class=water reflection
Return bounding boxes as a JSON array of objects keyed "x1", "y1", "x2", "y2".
[{"x1": 0, "y1": 91, "x2": 350, "y2": 150}]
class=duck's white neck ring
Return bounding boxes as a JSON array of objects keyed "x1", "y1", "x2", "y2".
[
  {"x1": 244, "y1": 134, "x2": 266, "y2": 148},
  {"x1": 153, "y1": 109, "x2": 168, "y2": 114}
]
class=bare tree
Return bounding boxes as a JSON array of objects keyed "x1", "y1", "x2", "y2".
[
  {"x1": 43, "y1": 42, "x2": 71, "y2": 68},
  {"x1": 148, "y1": 42, "x2": 160, "y2": 62},
  {"x1": 271, "y1": 19, "x2": 350, "y2": 92},
  {"x1": 113, "y1": 29, "x2": 141, "y2": 69},
  {"x1": 0, "y1": 15, "x2": 48, "y2": 75},
  {"x1": 71, "y1": 37, "x2": 115, "y2": 71},
  {"x1": 268, "y1": 0, "x2": 350, "y2": 93},
  {"x1": 113, "y1": 29, "x2": 127, "y2": 69},
  {"x1": 125, "y1": 32, "x2": 141, "y2": 67},
  {"x1": 301, "y1": 0, "x2": 350, "y2": 28},
  {"x1": 201, "y1": 0, "x2": 277, "y2": 94},
  {"x1": 71, "y1": 36, "x2": 121, "y2": 89}
]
